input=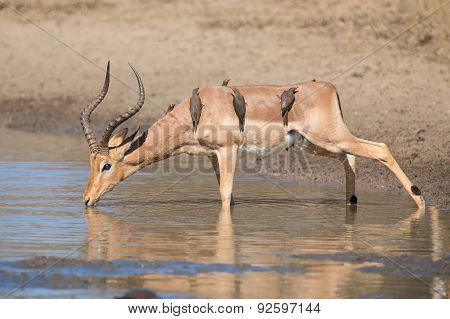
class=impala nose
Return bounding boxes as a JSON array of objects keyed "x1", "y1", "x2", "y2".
[{"x1": 84, "y1": 198, "x2": 90, "y2": 206}]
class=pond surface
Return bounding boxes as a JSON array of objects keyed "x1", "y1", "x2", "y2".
[{"x1": 0, "y1": 129, "x2": 448, "y2": 298}]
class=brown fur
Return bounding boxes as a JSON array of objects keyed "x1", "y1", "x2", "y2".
[{"x1": 83, "y1": 81, "x2": 425, "y2": 209}]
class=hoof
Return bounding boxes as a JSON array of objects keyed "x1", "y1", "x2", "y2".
[
  {"x1": 411, "y1": 185, "x2": 421, "y2": 196},
  {"x1": 349, "y1": 195, "x2": 358, "y2": 205}
]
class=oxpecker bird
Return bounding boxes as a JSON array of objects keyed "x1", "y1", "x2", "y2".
[
  {"x1": 231, "y1": 88, "x2": 246, "y2": 132},
  {"x1": 190, "y1": 88, "x2": 203, "y2": 133},
  {"x1": 165, "y1": 102, "x2": 176, "y2": 114},
  {"x1": 222, "y1": 78, "x2": 231, "y2": 86},
  {"x1": 280, "y1": 87, "x2": 298, "y2": 126}
]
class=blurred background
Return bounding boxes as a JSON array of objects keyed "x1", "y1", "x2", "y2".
[{"x1": 0, "y1": 0, "x2": 449, "y2": 205}]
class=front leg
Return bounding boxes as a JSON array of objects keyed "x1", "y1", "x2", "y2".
[
  {"x1": 208, "y1": 154, "x2": 235, "y2": 205},
  {"x1": 216, "y1": 146, "x2": 238, "y2": 209}
]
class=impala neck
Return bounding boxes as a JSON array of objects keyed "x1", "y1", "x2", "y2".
[{"x1": 123, "y1": 113, "x2": 192, "y2": 175}]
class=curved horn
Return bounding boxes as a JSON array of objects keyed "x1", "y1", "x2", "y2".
[
  {"x1": 100, "y1": 63, "x2": 145, "y2": 149},
  {"x1": 80, "y1": 61, "x2": 110, "y2": 154}
]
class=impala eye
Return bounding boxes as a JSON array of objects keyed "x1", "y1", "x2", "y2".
[{"x1": 102, "y1": 163, "x2": 112, "y2": 172}]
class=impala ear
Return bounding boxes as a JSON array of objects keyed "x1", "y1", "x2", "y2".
[
  {"x1": 110, "y1": 127, "x2": 141, "y2": 162},
  {"x1": 124, "y1": 130, "x2": 148, "y2": 157},
  {"x1": 124, "y1": 127, "x2": 140, "y2": 144},
  {"x1": 110, "y1": 139, "x2": 133, "y2": 162},
  {"x1": 108, "y1": 128, "x2": 128, "y2": 148},
  {"x1": 116, "y1": 142, "x2": 133, "y2": 162}
]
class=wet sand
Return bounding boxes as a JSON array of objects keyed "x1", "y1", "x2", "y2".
[{"x1": 0, "y1": 0, "x2": 449, "y2": 207}]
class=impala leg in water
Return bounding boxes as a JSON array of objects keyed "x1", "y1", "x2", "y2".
[
  {"x1": 208, "y1": 153, "x2": 235, "y2": 206},
  {"x1": 303, "y1": 142, "x2": 357, "y2": 205}
]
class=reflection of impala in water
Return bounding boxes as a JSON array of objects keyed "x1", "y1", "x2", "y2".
[
  {"x1": 80, "y1": 62, "x2": 424, "y2": 209},
  {"x1": 83, "y1": 206, "x2": 445, "y2": 298},
  {"x1": 84, "y1": 206, "x2": 354, "y2": 298}
]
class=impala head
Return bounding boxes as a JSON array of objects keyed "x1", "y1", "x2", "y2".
[{"x1": 80, "y1": 62, "x2": 145, "y2": 206}]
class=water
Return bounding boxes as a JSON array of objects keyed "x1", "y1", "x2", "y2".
[{"x1": 0, "y1": 129, "x2": 448, "y2": 298}]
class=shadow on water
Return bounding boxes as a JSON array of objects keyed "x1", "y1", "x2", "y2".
[{"x1": 0, "y1": 129, "x2": 448, "y2": 298}]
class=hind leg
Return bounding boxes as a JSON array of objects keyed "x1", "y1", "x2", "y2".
[
  {"x1": 303, "y1": 142, "x2": 357, "y2": 205},
  {"x1": 343, "y1": 154, "x2": 357, "y2": 205},
  {"x1": 340, "y1": 137, "x2": 425, "y2": 208}
]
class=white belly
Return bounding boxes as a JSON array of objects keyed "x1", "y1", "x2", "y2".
[{"x1": 239, "y1": 131, "x2": 303, "y2": 158}]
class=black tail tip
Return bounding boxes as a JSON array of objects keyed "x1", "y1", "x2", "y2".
[
  {"x1": 350, "y1": 195, "x2": 358, "y2": 205},
  {"x1": 411, "y1": 185, "x2": 421, "y2": 196}
]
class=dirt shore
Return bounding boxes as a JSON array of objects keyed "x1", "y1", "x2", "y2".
[{"x1": 0, "y1": 0, "x2": 449, "y2": 207}]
